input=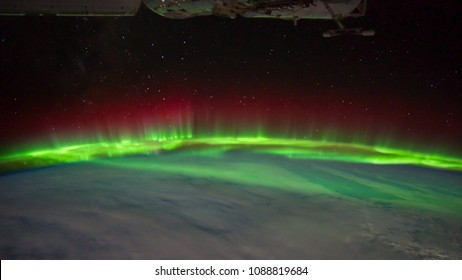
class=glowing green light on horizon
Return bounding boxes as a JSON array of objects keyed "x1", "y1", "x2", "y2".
[
  {"x1": 1, "y1": 133, "x2": 461, "y2": 216},
  {"x1": 1, "y1": 135, "x2": 462, "y2": 174}
]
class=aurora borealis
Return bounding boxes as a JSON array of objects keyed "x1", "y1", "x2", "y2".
[
  {"x1": 0, "y1": 1, "x2": 461, "y2": 161},
  {"x1": 0, "y1": 3, "x2": 461, "y2": 184},
  {"x1": 2, "y1": 132, "x2": 462, "y2": 175}
]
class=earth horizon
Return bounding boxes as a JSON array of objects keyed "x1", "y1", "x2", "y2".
[{"x1": 1, "y1": 144, "x2": 461, "y2": 259}]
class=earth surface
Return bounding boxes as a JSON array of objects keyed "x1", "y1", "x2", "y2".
[{"x1": 0, "y1": 151, "x2": 461, "y2": 259}]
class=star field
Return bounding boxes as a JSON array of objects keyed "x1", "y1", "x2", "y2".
[{"x1": 0, "y1": 1, "x2": 461, "y2": 155}]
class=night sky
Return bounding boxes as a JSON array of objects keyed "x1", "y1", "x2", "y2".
[{"x1": 0, "y1": 1, "x2": 461, "y2": 155}]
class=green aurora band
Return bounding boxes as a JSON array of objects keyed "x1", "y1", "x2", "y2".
[
  {"x1": 1, "y1": 130, "x2": 462, "y2": 174},
  {"x1": 1, "y1": 130, "x2": 462, "y2": 216}
]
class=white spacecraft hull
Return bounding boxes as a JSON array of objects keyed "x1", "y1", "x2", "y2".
[{"x1": 0, "y1": 0, "x2": 372, "y2": 36}]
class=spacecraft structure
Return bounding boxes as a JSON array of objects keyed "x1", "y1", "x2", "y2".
[{"x1": 0, "y1": 0, "x2": 374, "y2": 37}]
